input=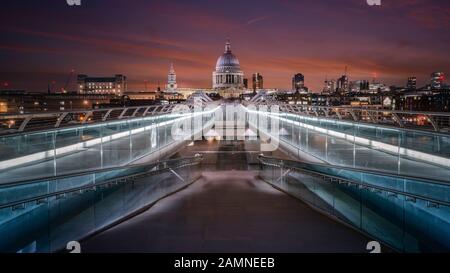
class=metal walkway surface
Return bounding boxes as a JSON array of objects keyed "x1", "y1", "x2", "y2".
[{"x1": 82, "y1": 170, "x2": 370, "y2": 253}]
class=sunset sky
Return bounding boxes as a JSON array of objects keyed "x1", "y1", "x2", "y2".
[{"x1": 1, "y1": 0, "x2": 449, "y2": 92}]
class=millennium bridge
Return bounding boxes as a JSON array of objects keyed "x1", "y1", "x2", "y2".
[{"x1": 0, "y1": 97, "x2": 449, "y2": 253}]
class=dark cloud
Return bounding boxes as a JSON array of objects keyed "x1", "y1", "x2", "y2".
[{"x1": 0, "y1": 0, "x2": 449, "y2": 91}]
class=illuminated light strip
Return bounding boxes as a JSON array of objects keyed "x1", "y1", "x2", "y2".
[
  {"x1": 270, "y1": 111, "x2": 400, "y2": 133},
  {"x1": 246, "y1": 108, "x2": 450, "y2": 168},
  {"x1": 0, "y1": 107, "x2": 219, "y2": 171}
]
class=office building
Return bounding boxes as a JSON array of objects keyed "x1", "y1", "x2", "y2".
[
  {"x1": 407, "y1": 77, "x2": 417, "y2": 90},
  {"x1": 77, "y1": 74, "x2": 127, "y2": 95},
  {"x1": 431, "y1": 72, "x2": 445, "y2": 89},
  {"x1": 252, "y1": 73, "x2": 264, "y2": 91},
  {"x1": 292, "y1": 73, "x2": 305, "y2": 92}
]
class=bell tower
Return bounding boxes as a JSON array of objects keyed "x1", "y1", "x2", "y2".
[{"x1": 166, "y1": 63, "x2": 177, "y2": 92}]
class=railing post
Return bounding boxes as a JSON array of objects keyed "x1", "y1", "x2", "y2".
[
  {"x1": 55, "y1": 112, "x2": 69, "y2": 128},
  {"x1": 426, "y1": 115, "x2": 439, "y2": 132},
  {"x1": 128, "y1": 120, "x2": 132, "y2": 162},
  {"x1": 397, "y1": 131, "x2": 402, "y2": 175},
  {"x1": 102, "y1": 109, "x2": 113, "y2": 121},
  {"x1": 280, "y1": 164, "x2": 284, "y2": 185},
  {"x1": 82, "y1": 111, "x2": 93, "y2": 124},
  {"x1": 53, "y1": 131, "x2": 57, "y2": 177},
  {"x1": 100, "y1": 125, "x2": 104, "y2": 169},
  {"x1": 18, "y1": 116, "x2": 32, "y2": 132},
  {"x1": 392, "y1": 113, "x2": 404, "y2": 128},
  {"x1": 132, "y1": 108, "x2": 140, "y2": 117},
  {"x1": 353, "y1": 123, "x2": 356, "y2": 168}
]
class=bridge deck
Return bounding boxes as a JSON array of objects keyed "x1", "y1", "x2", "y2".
[{"x1": 82, "y1": 170, "x2": 370, "y2": 253}]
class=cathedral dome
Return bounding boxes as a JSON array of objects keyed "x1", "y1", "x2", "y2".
[
  {"x1": 215, "y1": 40, "x2": 241, "y2": 73},
  {"x1": 212, "y1": 39, "x2": 244, "y2": 95}
]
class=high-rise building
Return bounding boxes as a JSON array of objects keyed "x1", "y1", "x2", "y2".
[
  {"x1": 323, "y1": 79, "x2": 336, "y2": 94},
  {"x1": 407, "y1": 77, "x2": 417, "y2": 90},
  {"x1": 360, "y1": 80, "x2": 370, "y2": 91},
  {"x1": 292, "y1": 73, "x2": 305, "y2": 92},
  {"x1": 243, "y1": 78, "x2": 248, "y2": 89},
  {"x1": 252, "y1": 73, "x2": 264, "y2": 91},
  {"x1": 337, "y1": 75, "x2": 349, "y2": 94},
  {"x1": 349, "y1": 80, "x2": 369, "y2": 93},
  {"x1": 431, "y1": 72, "x2": 445, "y2": 89},
  {"x1": 166, "y1": 63, "x2": 177, "y2": 92},
  {"x1": 77, "y1": 74, "x2": 127, "y2": 95}
]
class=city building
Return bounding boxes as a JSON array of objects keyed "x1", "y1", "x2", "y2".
[
  {"x1": 125, "y1": 91, "x2": 159, "y2": 101},
  {"x1": 360, "y1": 80, "x2": 370, "y2": 92},
  {"x1": 292, "y1": 73, "x2": 305, "y2": 92},
  {"x1": 0, "y1": 90, "x2": 113, "y2": 113},
  {"x1": 337, "y1": 75, "x2": 349, "y2": 94},
  {"x1": 369, "y1": 82, "x2": 390, "y2": 93},
  {"x1": 349, "y1": 81, "x2": 359, "y2": 93},
  {"x1": 166, "y1": 63, "x2": 177, "y2": 92},
  {"x1": 347, "y1": 80, "x2": 370, "y2": 93},
  {"x1": 77, "y1": 74, "x2": 127, "y2": 95},
  {"x1": 212, "y1": 39, "x2": 245, "y2": 98},
  {"x1": 323, "y1": 79, "x2": 336, "y2": 95},
  {"x1": 243, "y1": 78, "x2": 248, "y2": 89},
  {"x1": 176, "y1": 88, "x2": 215, "y2": 100},
  {"x1": 431, "y1": 72, "x2": 445, "y2": 89},
  {"x1": 394, "y1": 90, "x2": 450, "y2": 112},
  {"x1": 407, "y1": 77, "x2": 417, "y2": 90},
  {"x1": 252, "y1": 73, "x2": 264, "y2": 92},
  {"x1": 0, "y1": 101, "x2": 6, "y2": 113}
]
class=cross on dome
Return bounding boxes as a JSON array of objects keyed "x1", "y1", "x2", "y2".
[{"x1": 225, "y1": 38, "x2": 231, "y2": 53}]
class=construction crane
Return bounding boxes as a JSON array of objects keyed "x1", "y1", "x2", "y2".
[{"x1": 61, "y1": 69, "x2": 75, "y2": 93}]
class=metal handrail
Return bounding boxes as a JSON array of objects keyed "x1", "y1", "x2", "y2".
[
  {"x1": 250, "y1": 101, "x2": 450, "y2": 117},
  {"x1": 258, "y1": 155, "x2": 450, "y2": 206},
  {"x1": 0, "y1": 103, "x2": 210, "y2": 137},
  {"x1": 0, "y1": 101, "x2": 212, "y2": 119},
  {"x1": 288, "y1": 105, "x2": 450, "y2": 117},
  {"x1": 0, "y1": 104, "x2": 172, "y2": 119},
  {"x1": 0, "y1": 155, "x2": 203, "y2": 188},
  {"x1": 249, "y1": 104, "x2": 450, "y2": 138},
  {"x1": 0, "y1": 155, "x2": 203, "y2": 210},
  {"x1": 258, "y1": 155, "x2": 450, "y2": 186},
  {"x1": 0, "y1": 109, "x2": 177, "y2": 138},
  {"x1": 250, "y1": 102, "x2": 450, "y2": 133},
  {"x1": 0, "y1": 102, "x2": 205, "y2": 135}
]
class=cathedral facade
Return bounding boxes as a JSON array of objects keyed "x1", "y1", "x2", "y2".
[{"x1": 212, "y1": 39, "x2": 244, "y2": 98}]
